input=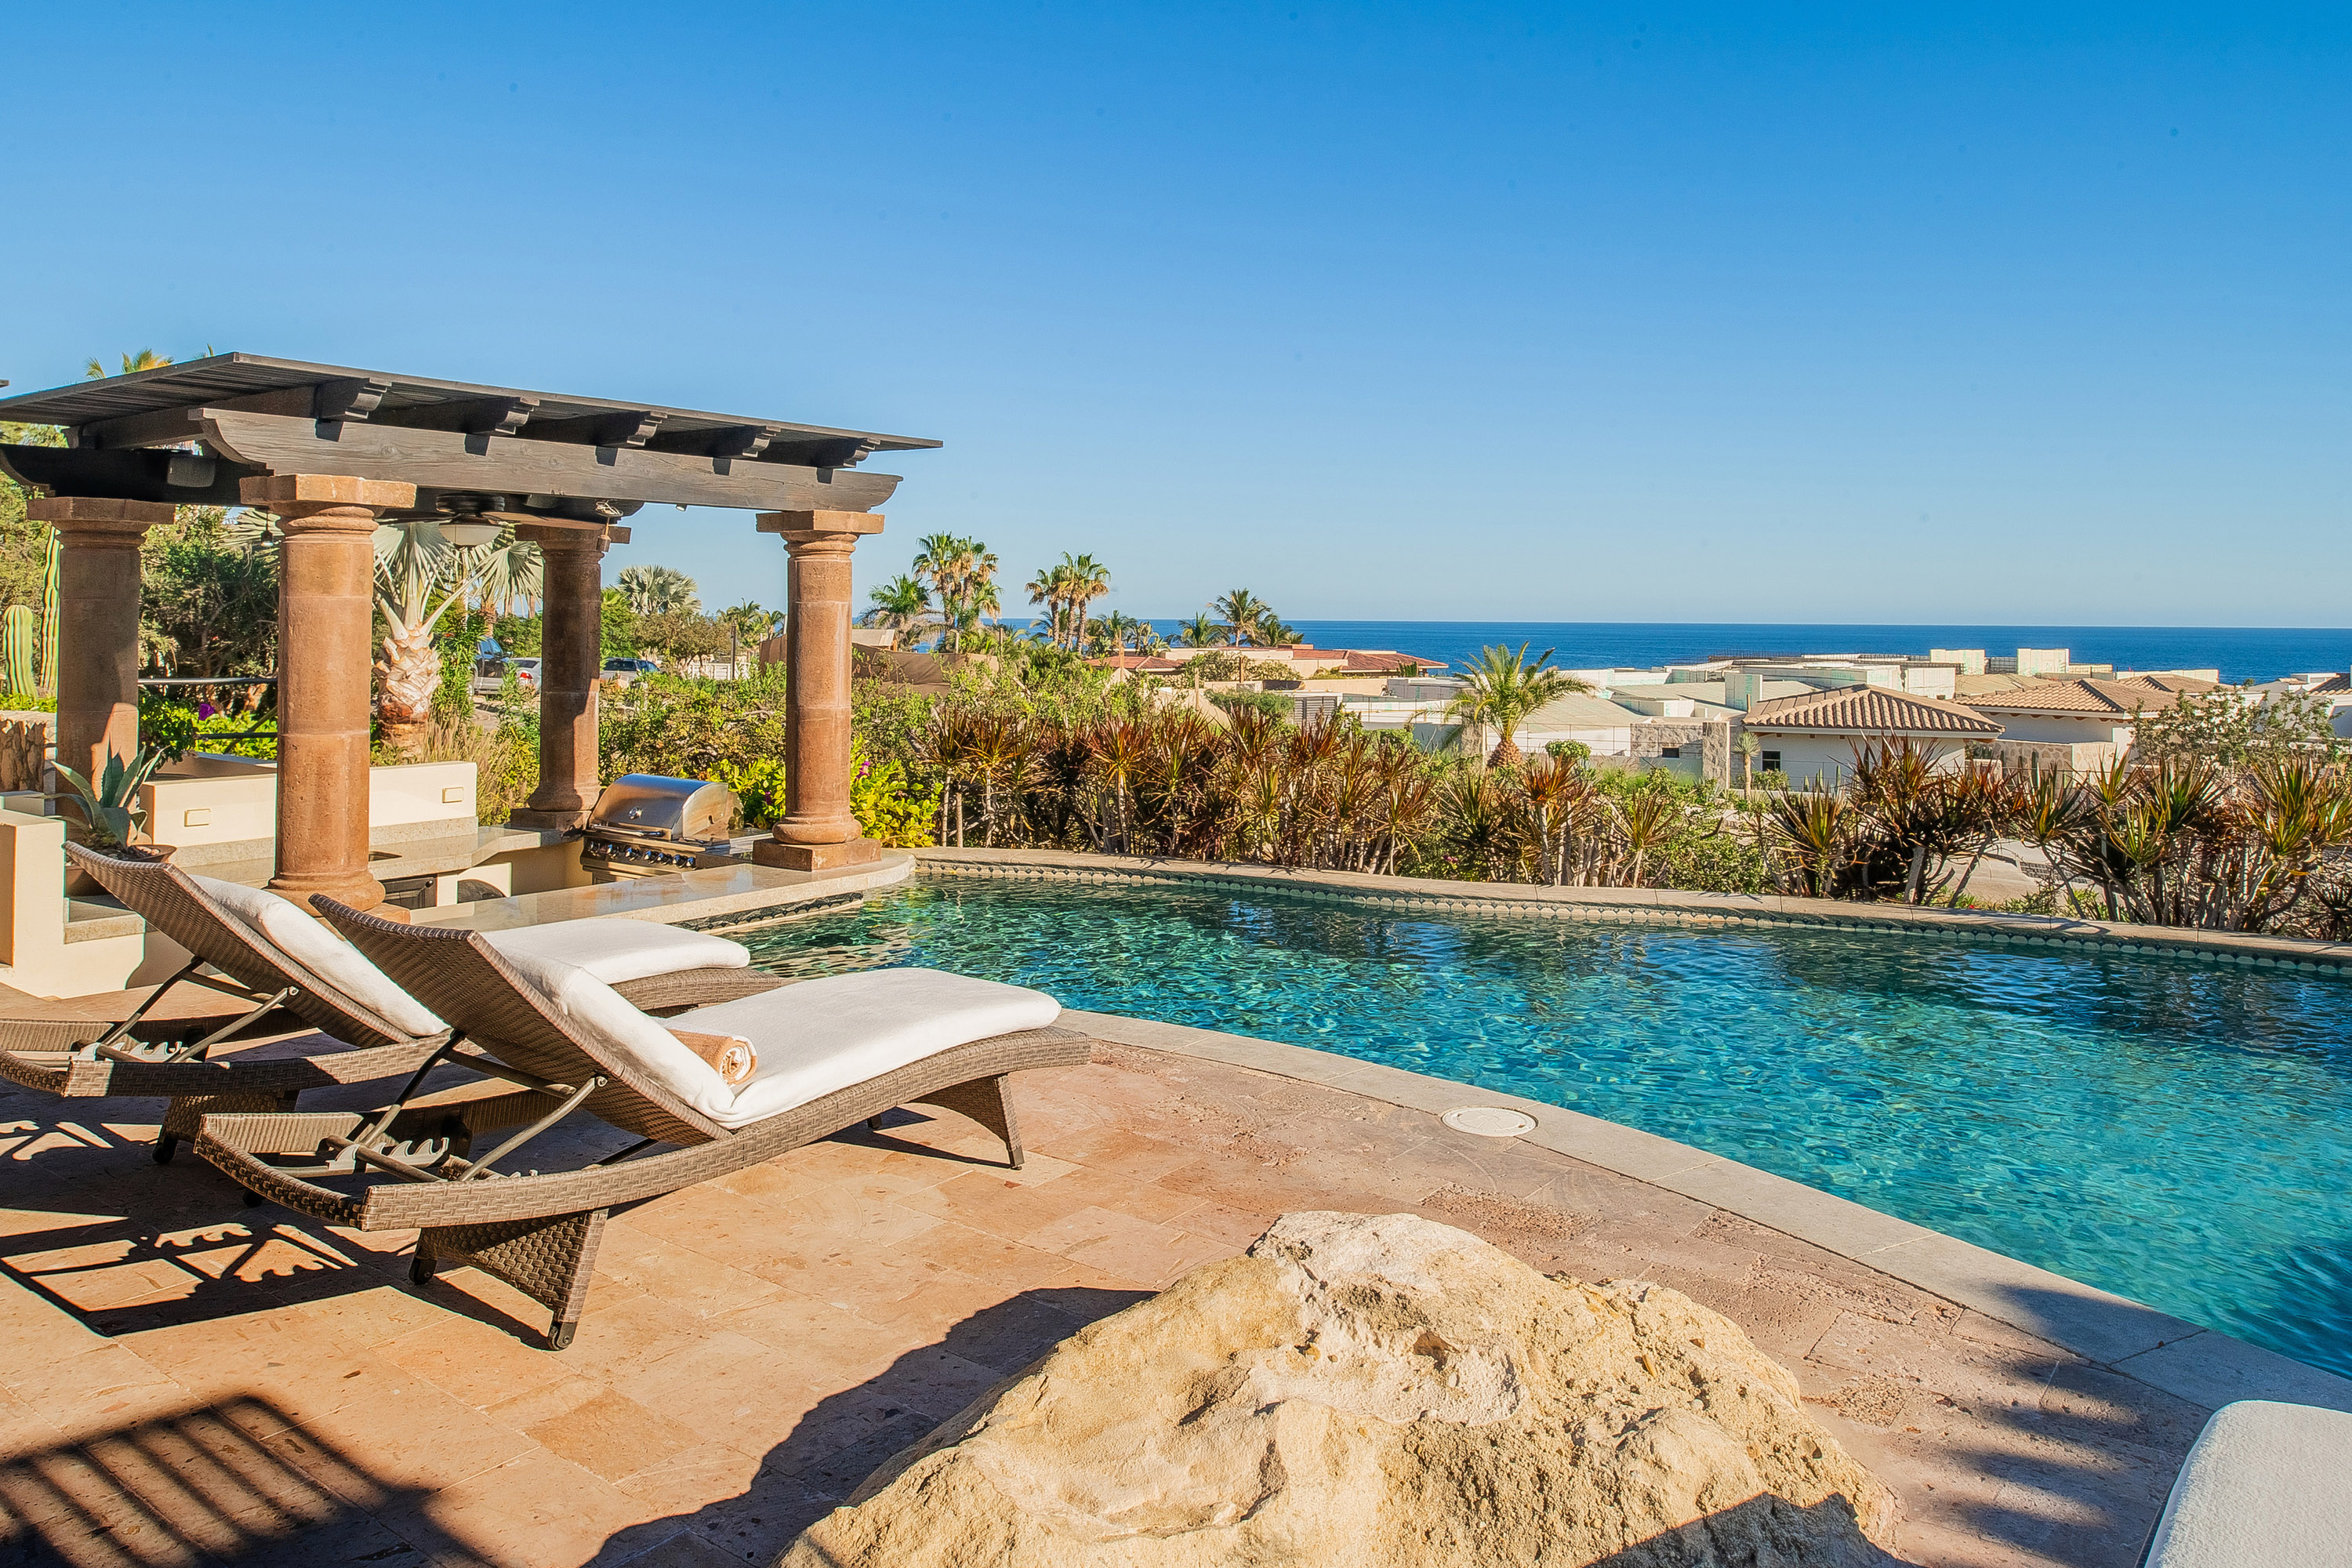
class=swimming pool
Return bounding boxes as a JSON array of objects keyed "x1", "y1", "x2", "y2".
[{"x1": 741, "y1": 876, "x2": 2352, "y2": 1377}]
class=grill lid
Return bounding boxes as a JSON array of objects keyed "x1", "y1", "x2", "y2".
[{"x1": 585, "y1": 775, "x2": 739, "y2": 845}]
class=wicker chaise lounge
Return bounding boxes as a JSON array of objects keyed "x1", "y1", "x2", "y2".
[
  {"x1": 193, "y1": 897, "x2": 1090, "y2": 1349},
  {"x1": 0, "y1": 844, "x2": 784, "y2": 1163}
]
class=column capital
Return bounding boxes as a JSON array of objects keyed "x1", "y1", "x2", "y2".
[
  {"x1": 757, "y1": 509, "x2": 884, "y2": 543},
  {"x1": 27, "y1": 496, "x2": 175, "y2": 537},
  {"x1": 239, "y1": 474, "x2": 416, "y2": 513},
  {"x1": 513, "y1": 523, "x2": 614, "y2": 554}
]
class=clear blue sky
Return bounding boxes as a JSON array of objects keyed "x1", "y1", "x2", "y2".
[{"x1": 4, "y1": 5, "x2": 2344, "y2": 626}]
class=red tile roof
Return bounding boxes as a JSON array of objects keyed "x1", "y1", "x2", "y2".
[
  {"x1": 1744, "y1": 688, "x2": 2002, "y2": 735},
  {"x1": 1964, "y1": 677, "x2": 2220, "y2": 717},
  {"x1": 1330, "y1": 648, "x2": 1446, "y2": 673}
]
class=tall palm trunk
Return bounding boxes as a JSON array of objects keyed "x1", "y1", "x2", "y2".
[{"x1": 375, "y1": 619, "x2": 441, "y2": 755}]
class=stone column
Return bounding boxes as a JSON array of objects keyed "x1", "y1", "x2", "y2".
[
  {"x1": 753, "y1": 509, "x2": 883, "y2": 871},
  {"x1": 508, "y1": 527, "x2": 608, "y2": 829},
  {"x1": 30, "y1": 498, "x2": 174, "y2": 787},
  {"x1": 243, "y1": 474, "x2": 416, "y2": 911}
]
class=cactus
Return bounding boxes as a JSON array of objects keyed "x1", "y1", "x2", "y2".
[
  {"x1": 37, "y1": 526, "x2": 59, "y2": 698},
  {"x1": 3, "y1": 605, "x2": 36, "y2": 699}
]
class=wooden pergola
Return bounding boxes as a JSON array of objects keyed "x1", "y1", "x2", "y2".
[{"x1": 0, "y1": 353, "x2": 938, "y2": 911}]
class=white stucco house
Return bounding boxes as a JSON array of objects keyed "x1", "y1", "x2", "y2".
[
  {"x1": 1960, "y1": 675, "x2": 2222, "y2": 771},
  {"x1": 1739, "y1": 688, "x2": 2002, "y2": 789}
]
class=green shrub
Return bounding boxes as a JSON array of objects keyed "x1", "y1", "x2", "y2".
[{"x1": 852, "y1": 743, "x2": 940, "y2": 847}]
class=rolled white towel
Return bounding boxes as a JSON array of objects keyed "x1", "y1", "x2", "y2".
[{"x1": 666, "y1": 1029, "x2": 757, "y2": 1086}]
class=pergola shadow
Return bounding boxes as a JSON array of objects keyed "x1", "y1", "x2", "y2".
[{"x1": 0, "y1": 1395, "x2": 431, "y2": 1566}]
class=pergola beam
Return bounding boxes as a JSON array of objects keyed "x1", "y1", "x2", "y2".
[
  {"x1": 196, "y1": 411, "x2": 901, "y2": 513},
  {"x1": 0, "y1": 445, "x2": 257, "y2": 506}
]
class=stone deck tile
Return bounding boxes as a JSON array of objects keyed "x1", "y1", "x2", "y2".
[{"x1": 0, "y1": 1040, "x2": 2230, "y2": 1566}]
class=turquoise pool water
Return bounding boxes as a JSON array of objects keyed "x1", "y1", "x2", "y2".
[{"x1": 742, "y1": 877, "x2": 2352, "y2": 1376}]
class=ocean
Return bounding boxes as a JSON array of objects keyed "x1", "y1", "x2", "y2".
[{"x1": 1130, "y1": 622, "x2": 2352, "y2": 686}]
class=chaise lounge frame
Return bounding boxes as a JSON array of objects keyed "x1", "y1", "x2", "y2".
[
  {"x1": 194, "y1": 896, "x2": 1091, "y2": 1348},
  {"x1": 0, "y1": 844, "x2": 782, "y2": 1163}
]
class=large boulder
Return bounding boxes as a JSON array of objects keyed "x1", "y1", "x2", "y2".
[{"x1": 783, "y1": 1211, "x2": 1901, "y2": 1566}]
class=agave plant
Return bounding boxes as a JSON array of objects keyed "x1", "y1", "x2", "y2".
[{"x1": 54, "y1": 747, "x2": 172, "y2": 850}]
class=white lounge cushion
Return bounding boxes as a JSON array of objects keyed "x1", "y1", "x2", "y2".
[
  {"x1": 486, "y1": 946, "x2": 739, "y2": 1121},
  {"x1": 677, "y1": 969, "x2": 1062, "y2": 1130},
  {"x1": 482, "y1": 920, "x2": 749, "y2": 985},
  {"x1": 2145, "y1": 1400, "x2": 2352, "y2": 1566},
  {"x1": 190, "y1": 874, "x2": 447, "y2": 1038}
]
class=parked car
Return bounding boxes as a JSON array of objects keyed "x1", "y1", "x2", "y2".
[
  {"x1": 601, "y1": 656, "x2": 660, "y2": 687},
  {"x1": 471, "y1": 657, "x2": 541, "y2": 695}
]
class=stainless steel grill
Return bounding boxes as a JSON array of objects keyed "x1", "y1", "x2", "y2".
[{"x1": 579, "y1": 775, "x2": 740, "y2": 872}]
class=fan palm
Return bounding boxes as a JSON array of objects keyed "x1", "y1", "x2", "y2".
[
  {"x1": 1441, "y1": 643, "x2": 1593, "y2": 768},
  {"x1": 615, "y1": 564, "x2": 699, "y2": 616}
]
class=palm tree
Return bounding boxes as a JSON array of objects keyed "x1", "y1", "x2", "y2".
[
  {"x1": 1025, "y1": 560, "x2": 1071, "y2": 647},
  {"x1": 966, "y1": 541, "x2": 1001, "y2": 635},
  {"x1": 84, "y1": 350, "x2": 172, "y2": 380},
  {"x1": 968, "y1": 569, "x2": 1002, "y2": 639},
  {"x1": 1254, "y1": 612, "x2": 1299, "y2": 646},
  {"x1": 861, "y1": 575, "x2": 934, "y2": 644},
  {"x1": 1061, "y1": 554, "x2": 1112, "y2": 649},
  {"x1": 1212, "y1": 589, "x2": 1272, "y2": 647},
  {"x1": 1442, "y1": 643, "x2": 1593, "y2": 768},
  {"x1": 1174, "y1": 612, "x2": 1224, "y2": 648},
  {"x1": 916, "y1": 535, "x2": 996, "y2": 650},
  {"x1": 374, "y1": 522, "x2": 543, "y2": 754},
  {"x1": 615, "y1": 564, "x2": 699, "y2": 615},
  {"x1": 1089, "y1": 611, "x2": 1145, "y2": 657},
  {"x1": 717, "y1": 601, "x2": 770, "y2": 642}
]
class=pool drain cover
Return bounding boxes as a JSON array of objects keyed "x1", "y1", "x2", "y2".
[{"x1": 1442, "y1": 1106, "x2": 1536, "y2": 1138}]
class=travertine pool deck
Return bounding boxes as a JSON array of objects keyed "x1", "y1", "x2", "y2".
[{"x1": 0, "y1": 1022, "x2": 2339, "y2": 1566}]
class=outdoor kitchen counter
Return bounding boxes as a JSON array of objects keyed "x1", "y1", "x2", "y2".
[
  {"x1": 155, "y1": 824, "x2": 561, "y2": 890},
  {"x1": 409, "y1": 847, "x2": 915, "y2": 934}
]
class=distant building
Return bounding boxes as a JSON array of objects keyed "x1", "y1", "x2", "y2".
[
  {"x1": 1092, "y1": 654, "x2": 1186, "y2": 678},
  {"x1": 1154, "y1": 644, "x2": 1446, "y2": 676},
  {"x1": 1961, "y1": 674, "x2": 2223, "y2": 775},
  {"x1": 1739, "y1": 688, "x2": 2001, "y2": 789}
]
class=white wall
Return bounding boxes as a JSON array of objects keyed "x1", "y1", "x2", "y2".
[
  {"x1": 1746, "y1": 732, "x2": 1966, "y2": 789},
  {"x1": 1978, "y1": 712, "x2": 2131, "y2": 746}
]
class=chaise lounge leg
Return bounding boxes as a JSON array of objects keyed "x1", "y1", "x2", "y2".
[
  {"x1": 169, "y1": 1089, "x2": 303, "y2": 1169},
  {"x1": 412, "y1": 1208, "x2": 609, "y2": 1351},
  {"x1": 920, "y1": 1074, "x2": 1025, "y2": 1169},
  {"x1": 409, "y1": 1250, "x2": 438, "y2": 1287}
]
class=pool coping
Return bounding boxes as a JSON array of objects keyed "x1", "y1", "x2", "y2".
[
  {"x1": 916, "y1": 847, "x2": 2352, "y2": 973},
  {"x1": 1062, "y1": 1006, "x2": 2352, "y2": 1417}
]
